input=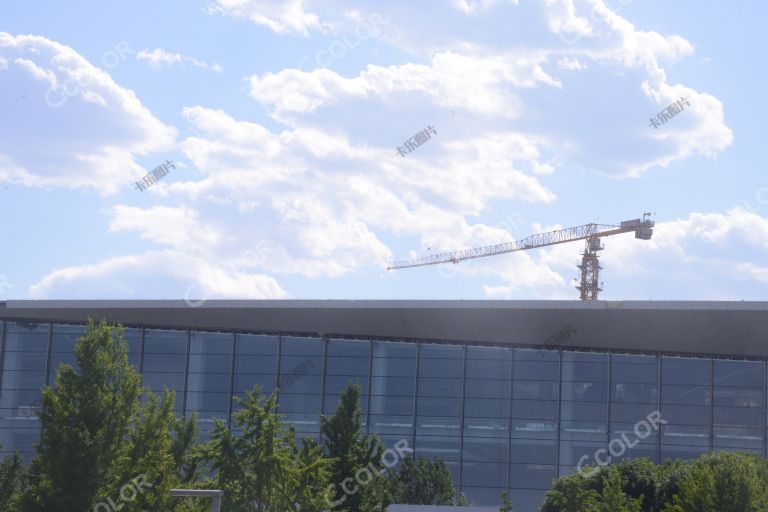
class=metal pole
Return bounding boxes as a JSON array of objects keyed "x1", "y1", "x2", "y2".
[{"x1": 170, "y1": 489, "x2": 224, "y2": 512}]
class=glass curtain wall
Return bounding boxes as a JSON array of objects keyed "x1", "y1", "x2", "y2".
[{"x1": 1, "y1": 319, "x2": 767, "y2": 509}]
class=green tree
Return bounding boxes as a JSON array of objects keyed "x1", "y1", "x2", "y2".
[
  {"x1": 320, "y1": 383, "x2": 383, "y2": 511},
  {"x1": 664, "y1": 452, "x2": 768, "y2": 512},
  {"x1": 16, "y1": 320, "x2": 185, "y2": 512},
  {"x1": 543, "y1": 471, "x2": 600, "y2": 512},
  {"x1": 207, "y1": 385, "x2": 332, "y2": 512},
  {"x1": 499, "y1": 491, "x2": 514, "y2": 512},
  {"x1": 361, "y1": 455, "x2": 460, "y2": 511},
  {"x1": 22, "y1": 320, "x2": 142, "y2": 512},
  {"x1": 172, "y1": 412, "x2": 204, "y2": 484},
  {"x1": 114, "y1": 390, "x2": 178, "y2": 511},
  {"x1": 600, "y1": 470, "x2": 642, "y2": 512},
  {"x1": 392, "y1": 455, "x2": 458, "y2": 506},
  {"x1": 0, "y1": 452, "x2": 24, "y2": 511}
]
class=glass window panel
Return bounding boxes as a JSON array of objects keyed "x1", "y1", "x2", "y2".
[
  {"x1": 184, "y1": 392, "x2": 229, "y2": 415},
  {"x1": 190, "y1": 332, "x2": 232, "y2": 354},
  {"x1": 187, "y1": 371, "x2": 231, "y2": 393},
  {"x1": 2, "y1": 352, "x2": 46, "y2": 373},
  {"x1": 370, "y1": 395, "x2": 413, "y2": 416},
  {"x1": 235, "y1": 355, "x2": 277, "y2": 375},
  {"x1": 464, "y1": 416, "x2": 508, "y2": 434},
  {"x1": 51, "y1": 324, "x2": 85, "y2": 353},
  {"x1": 612, "y1": 382, "x2": 657, "y2": 403},
  {"x1": 559, "y1": 440, "x2": 605, "y2": 468},
  {"x1": 373, "y1": 341, "x2": 416, "y2": 359},
  {"x1": 511, "y1": 419, "x2": 557, "y2": 440},
  {"x1": 512, "y1": 362, "x2": 559, "y2": 381},
  {"x1": 143, "y1": 353, "x2": 187, "y2": 373},
  {"x1": 463, "y1": 436, "x2": 508, "y2": 462},
  {"x1": 611, "y1": 354, "x2": 657, "y2": 383},
  {"x1": 513, "y1": 381, "x2": 558, "y2": 400},
  {"x1": 281, "y1": 336, "x2": 323, "y2": 356},
  {"x1": 464, "y1": 397, "x2": 508, "y2": 420},
  {"x1": 369, "y1": 415, "x2": 413, "y2": 436},
  {"x1": 278, "y1": 393, "x2": 321, "y2": 414},
  {"x1": 465, "y1": 379, "x2": 509, "y2": 399},
  {"x1": 512, "y1": 400, "x2": 558, "y2": 421},
  {"x1": 561, "y1": 381, "x2": 607, "y2": 401},
  {"x1": 324, "y1": 375, "x2": 368, "y2": 396},
  {"x1": 414, "y1": 435, "x2": 460, "y2": 461},
  {"x1": 142, "y1": 373, "x2": 185, "y2": 392},
  {"x1": 236, "y1": 334, "x2": 278, "y2": 355},
  {"x1": 462, "y1": 461, "x2": 506, "y2": 487},
  {"x1": 660, "y1": 405, "x2": 709, "y2": 426},
  {"x1": 714, "y1": 387, "x2": 763, "y2": 408},
  {"x1": 3, "y1": 322, "x2": 49, "y2": 352},
  {"x1": 417, "y1": 397, "x2": 461, "y2": 418},
  {"x1": 144, "y1": 329, "x2": 187, "y2": 353},
  {"x1": 714, "y1": 406, "x2": 762, "y2": 427},
  {"x1": 325, "y1": 356, "x2": 369, "y2": 377},
  {"x1": 466, "y1": 346, "x2": 511, "y2": 380},
  {"x1": 510, "y1": 439, "x2": 557, "y2": 464},
  {"x1": 612, "y1": 403, "x2": 662, "y2": 424},
  {"x1": 234, "y1": 373, "x2": 275, "y2": 394},
  {"x1": 714, "y1": 360, "x2": 763, "y2": 387},
  {"x1": 714, "y1": 426, "x2": 764, "y2": 449},
  {"x1": 281, "y1": 356, "x2": 322, "y2": 376},
  {"x1": 560, "y1": 401, "x2": 607, "y2": 422},
  {"x1": 661, "y1": 424, "x2": 709, "y2": 446},
  {"x1": 371, "y1": 376, "x2": 414, "y2": 397},
  {"x1": 278, "y1": 374, "x2": 322, "y2": 394},
  {"x1": 662, "y1": 357, "x2": 710, "y2": 385},
  {"x1": 509, "y1": 463, "x2": 557, "y2": 490},
  {"x1": 662, "y1": 384, "x2": 709, "y2": 405},
  {"x1": 418, "y1": 377, "x2": 462, "y2": 397}
]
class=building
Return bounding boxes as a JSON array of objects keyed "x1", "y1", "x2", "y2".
[{"x1": 1, "y1": 300, "x2": 767, "y2": 511}]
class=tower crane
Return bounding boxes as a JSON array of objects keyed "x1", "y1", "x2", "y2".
[{"x1": 387, "y1": 213, "x2": 655, "y2": 301}]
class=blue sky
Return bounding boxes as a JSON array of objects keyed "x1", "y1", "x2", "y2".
[{"x1": 0, "y1": 0, "x2": 765, "y2": 302}]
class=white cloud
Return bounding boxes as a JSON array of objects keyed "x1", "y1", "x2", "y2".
[
  {"x1": 30, "y1": 251, "x2": 288, "y2": 300},
  {"x1": 0, "y1": 32, "x2": 177, "y2": 194},
  {"x1": 108, "y1": 205, "x2": 222, "y2": 251},
  {"x1": 206, "y1": 0, "x2": 323, "y2": 35},
  {"x1": 738, "y1": 262, "x2": 768, "y2": 284},
  {"x1": 249, "y1": 50, "x2": 559, "y2": 120},
  {"x1": 137, "y1": 48, "x2": 223, "y2": 72},
  {"x1": 557, "y1": 56, "x2": 586, "y2": 70}
]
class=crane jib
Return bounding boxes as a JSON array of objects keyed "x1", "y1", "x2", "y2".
[{"x1": 387, "y1": 218, "x2": 654, "y2": 271}]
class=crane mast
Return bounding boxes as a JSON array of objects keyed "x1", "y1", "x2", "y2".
[{"x1": 387, "y1": 213, "x2": 655, "y2": 301}]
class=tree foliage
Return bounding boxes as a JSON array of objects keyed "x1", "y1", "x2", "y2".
[
  {"x1": 206, "y1": 385, "x2": 333, "y2": 512},
  {"x1": 320, "y1": 382, "x2": 383, "y2": 512},
  {"x1": 542, "y1": 452, "x2": 768, "y2": 512}
]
